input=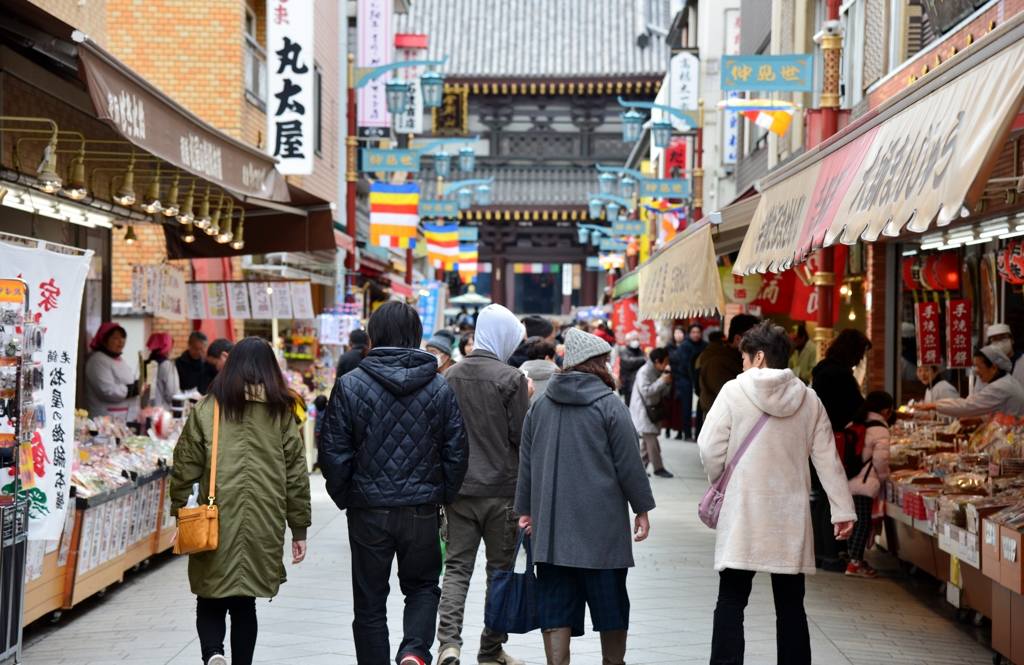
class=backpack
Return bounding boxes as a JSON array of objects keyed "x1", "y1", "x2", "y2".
[{"x1": 834, "y1": 421, "x2": 887, "y2": 480}]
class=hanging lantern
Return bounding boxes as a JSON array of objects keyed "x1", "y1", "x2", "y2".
[
  {"x1": 457, "y1": 188, "x2": 472, "y2": 209},
  {"x1": 577, "y1": 227, "x2": 590, "y2": 244},
  {"x1": 651, "y1": 119, "x2": 673, "y2": 149},
  {"x1": 902, "y1": 257, "x2": 923, "y2": 291},
  {"x1": 591, "y1": 232, "x2": 601, "y2": 246},
  {"x1": 619, "y1": 176, "x2": 637, "y2": 200},
  {"x1": 588, "y1": 199, "x2": 603, "y2": 219},
  {"x1": 458, "y1": 146, "x2": 475, "y2": 172},
  {"x1": 475, "y1": 184, "x2": 491, "y2": 206},
  {"x1": 620, "y1": 109, "x2": 644, "y2": 143},
  {"x1": 720, "y1": 266, "x2": 763, "y2": 305},
  {"x1": 598, "y1": 172, "x2": 616, "y2": 196},
  {"x1": 931, "y1": 252, "x2": 961, "y2": 291},
  {"x1": 385, "y1": 79, "x2": 409, "y2": 114},
  {"x1": 434, "y1": 151, "x2": 451, "y2": 178},
  {"x1": 605, "y1": 202, "x2": 620, "y2": 222},
  {"x1": 420, "y1": 70, "x2": 444, "y2": 108}
]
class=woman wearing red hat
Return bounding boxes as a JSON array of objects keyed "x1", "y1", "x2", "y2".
[
  {"x1": 146, "y1": 332, "x2": 180, "y2": 409},
  {"x1": 84, "y1": 323, "x2": 144, "y2": 420}
]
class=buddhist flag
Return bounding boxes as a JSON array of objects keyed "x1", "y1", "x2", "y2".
[
  {"x1": 423, "y1": 223, "x2": 460, "y2": 270},
  {"x1": 716, "y1": 99, "x2": 798, "y2": 137},
  {"x1": 370, "y1": 183, "x2": 419, "y2": 249},
  {"x1": 457, "y1": 243, "x2": 479, "y2": 280},
  {"x1": 644, "y1": 201, "x2": 686, "y2": 244}
]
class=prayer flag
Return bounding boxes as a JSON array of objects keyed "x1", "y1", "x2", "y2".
[{"x1": 370, "y1": 183, "x2": 419, "y2": 248}]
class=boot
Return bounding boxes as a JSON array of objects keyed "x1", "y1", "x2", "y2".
[
  {"x1": 542, "y1": 627, "x2": 571, "y2": 665},
  {"x1": 600, "y1": 630, "x2": 627, "y2": 665}
]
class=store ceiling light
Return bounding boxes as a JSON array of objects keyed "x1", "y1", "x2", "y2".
[
  {"x1": 176, "y1": 179, "x2": 195, "y2": 224},
  {"x1": 919, "y1": 240, "x2": 945, "y2": 250},
  {"x1": 64, "y1": 158, "x2": 87, "y2": 200},
  {"x1": 162, "y1": 173, "x2": 180, "y2": 217},
  {"x1": 124, "y1": 224, "x2": 137, "y2": 244},
  {"x1": 182, "y1": 221, "x2": 196, "y2": 243},
  {"x1": 216, "y1": 212, "x2": 234, "y2": 244},
  {"x1": 999, "y1": 228, "x2": 1024, "y2": 239},
  {"x1": 230, "y1": 212, "x2": 245, "y2": 250},
  {"x1": 980, "y1": 226, "x2": 1010, "y2": 238},
  {"x1": 35, "y1": 139, "x2": 62, "y2": 194},
  {"x1": 964, "y1": 237, "x2": 989, "y2": 246},
  {"x1": 114, "y1": 159, "x2": 136, "y2": 206},
  {"x1": 902, "y1": 249, "x2": 919, "y2": 256},
  {"x1": 195, "y1": 189, "x2": 212, "y2": 230},
  {"x1": 141, "y1": 178, "x2": 161, "y2": 214}
]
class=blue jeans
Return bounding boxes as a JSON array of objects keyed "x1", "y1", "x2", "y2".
[{"x1": 348, "y1": 505, "x2": 443, "y2": 665}]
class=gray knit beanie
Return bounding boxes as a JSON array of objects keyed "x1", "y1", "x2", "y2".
[{"x1": 563, "y1": 327, "x2": 612, "y2": 367}]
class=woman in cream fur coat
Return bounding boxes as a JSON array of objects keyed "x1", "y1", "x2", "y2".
[{"x1": 698, "y1": 321, "x2": 856, "y2": 665}]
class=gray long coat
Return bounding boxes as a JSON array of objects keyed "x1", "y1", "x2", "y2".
[{"x1": 515, "y1": 372, "x2": 656, "y2": 569}]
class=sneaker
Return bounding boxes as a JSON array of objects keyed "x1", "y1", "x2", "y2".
[
  {"x1": 845, "y1": 561, "x2": 878, "y2": 578},
  {"x1": 479, "y1": 652, "x2": 525, "y2": 665},
  {"x1": 207, "y1": 656, "x2": 228, "y2": 665},
  {"x1": 654, "y1": 469, "x2": 674, "y2": 478},
  {"x1": 400, "y1": 656, "x2": 426, "y2": 665},
  {"x1": 439, "y1": 647, "x2": 461, "y2": 665}
]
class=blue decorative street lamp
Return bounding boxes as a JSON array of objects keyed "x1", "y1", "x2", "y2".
[
  {"x1": 619, "y1": 176, "x2": 637, "y2": 200},
  {"x1": 457, "y1": 188, "x2": 472, "y2": 209},
  {"x1": 420, "y1": 70, "x2": 444, "y2": 108},
  {"x1": 651, "y1": 118, "x2": 673, "y2": 149},
  {"x1": 458, "y1": 146, "x2": 476, "y2": 172},
  {"x1": 475, "y1": 184, "x2": 491, "y2": 206},
  {"x1": 598, "y1": 172, "x2": 616, "y2": 196},
  {"x1": 578, "y1": 227, "x2": 590, "y2": 244},
  {"x1": 605, "y1": 202, "x2": 620, "y2": 222},
  {"x1": 434, "y1": 150, "x2": 451, "y2": 178},
  {"x1": 385, "y1": 79, "x2": 409, "y2": 114},
  {"x1": 621, "y1": 109, "x2": 644, "y2": 142},
  {"x1": 588, "y1": 199, "x2": 603, "y2": 219},
  {"x1": 591, "y1": 232, "x2": 601, "y2": 246}
]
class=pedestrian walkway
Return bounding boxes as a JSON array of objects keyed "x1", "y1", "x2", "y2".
[{"x1": 21, "y1": 436, "x2": 993, "y2": 665}]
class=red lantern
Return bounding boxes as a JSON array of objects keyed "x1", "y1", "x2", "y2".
[
  {"x1": 998, "y1": 243, "x2": 1024, "y2": 284},
  {"x1": 920, "y1": 255, "x2": 944, "y2": 291},
  {"x1": 931, "y1": 252, "x2": 960, "y2": 291},
  {"x1": 903, "y1": 256, "x2": 922, "y2": 291}
]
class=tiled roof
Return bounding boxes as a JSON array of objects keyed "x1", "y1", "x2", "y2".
[
  {"x1": 418, "y1": 166, "x2": 595, "y2": 206},
  {"x1": 394, "y1": 0, "x2": 672, "y2": 79}
]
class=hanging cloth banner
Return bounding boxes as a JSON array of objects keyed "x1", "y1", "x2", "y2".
[
  {"x1": 947, "y1": 299, "x2": 972, "y2": 368},
  {"x1": 370, "y1": 183, "x2": 420, "y2": 249},
  {"x1": 638, "y1": 224, "x2": 725, "y2": 320},
  {"x1": 0, "y1": 242, "x2": 93, "y2": 540},
  {"x1": 456, "y1": 244, "x2": 479, "y2": 280},
  {"x1": 915, "y1": 301, "x2": 942, "y2": 366},
  {"x1": 423, "y1": 223, "x2": 459, "y2": 269}
]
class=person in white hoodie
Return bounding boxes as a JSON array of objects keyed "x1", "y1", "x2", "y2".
[
  {"x1": 698, "y1": 321, "x2": 855, "y2": 665},
  {"x1": 843, "y1": 391, "x2": 893, "y2": 579}
]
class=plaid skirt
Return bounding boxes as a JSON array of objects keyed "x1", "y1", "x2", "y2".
[{"x1": 535, "y1": 563, "x2": 629, "y2": 636}]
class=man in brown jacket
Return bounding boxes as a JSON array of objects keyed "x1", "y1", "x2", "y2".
[
  {"x1": 698, "y1": 314, "x2": 759, "y2": 415},
  {"x1": 438, "y1": 304, "x2": 532, "y2": 665}
]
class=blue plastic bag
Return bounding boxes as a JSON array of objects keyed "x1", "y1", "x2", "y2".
[{"x1": 484, "y1": 531, "x2": 540, "y2": 634}]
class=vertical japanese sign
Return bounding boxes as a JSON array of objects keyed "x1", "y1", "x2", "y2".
[
  {"x1": 248, "y1": 282, "x2": 274, "y2": 318},
  {"x1": 611, "y1": 296, "x2": 655, "y2": 348},
  {"x1": 915, "y1": 301, "x2": 942, "y2": 366},
  {"x1": 395, "y1": 38, "x2": 425, "y2": 134},
  {"x1": 722, "y1": 9, "x2": 741, "y2": 165},
  {"x1": 0, "y1": 243, "x2": 92, "y2": 539},
  {"x1": 358, "y1": 0, "x2": 392, "y2": 133},
  {"x1": 156, "y1": 264, "x2": 187, "y2": 321},
  {"x1": 946, "y1": 299, "x2": 972, "y2": 368},
  {"x1": 669, "y1": 51, "x2": 700, "y2": 132},
  {"x1": 417, "y1": 280, "x2": 441, "y2": 338},
  {"x1": 267, "y1": 0, "x2": 315, "y2": 174},
  {"x1": 291, "y1": 281, "x2": 316, "y2": 319}
]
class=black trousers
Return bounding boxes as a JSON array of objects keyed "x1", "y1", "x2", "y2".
[
  {"x1": 348, "y1": 505, "x2": 443, "y2": 665},
  {"x1": 196, "y1": 596, "x2": 257, "y2": 665},
  {"x1": 710, "y1": 569, "x2": 810, "y2": 665}
]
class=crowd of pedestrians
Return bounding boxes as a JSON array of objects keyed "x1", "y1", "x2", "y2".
[{"x1": 170, "y1": 302, "x2": 875, "y2": 665}]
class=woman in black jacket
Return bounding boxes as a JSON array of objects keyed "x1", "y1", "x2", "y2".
[{"x1": 671, "y1": 323, "x2": 708, "y2": 440}]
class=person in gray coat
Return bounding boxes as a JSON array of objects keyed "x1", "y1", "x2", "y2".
[
  {"x1": 629, "y1": 348, "x2": 674, "y2": 477},
  {"x1": 516, "y1": 327, "x2": 655, "y2": 665}
]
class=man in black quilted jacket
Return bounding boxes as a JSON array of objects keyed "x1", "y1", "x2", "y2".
[{"x1": 320, "y1": 301, "x2": 469, "y2": 665}]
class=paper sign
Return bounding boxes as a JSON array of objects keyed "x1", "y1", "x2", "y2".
[
  {"x1": 248, "y1": 282, "x2": 273, "y2": 318},
  {"x1": 205, "y1": 283, "x2": 229, "y2": 320},
  {"x1": 985, "y1": 521, "x2": 997, "y2": 546},
  {"x1": 290, "y1": 281, "x2": 315, "y2": 320},
  {"x1": 1003, "y1": 535, "x2": 1017, "y2": 563},
  {"x1": 187, "y1": 283, "x2": 207, "y2": 320},
  {"x1": 915, "y1": 301, "x2": 941, "y2": 366},
  {"x1": 131, "y1": 265, "x2": 145, "y2": 311},
  {"x1": 270, "y1": 282, "x2": 293, "y2": 319},
  {"x1": 156, "y1": 265, "x2": 187, "y2": 321},
  {"x1": 227, "y1": 283, "x2": 252, "y2": 319}
]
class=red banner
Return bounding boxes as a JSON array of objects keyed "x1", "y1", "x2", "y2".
[
  {"x1": 750, "y1": 270, "x2": 796, "y2": 315},
  {"x1": 790, "y1": 244, "x2": 848, "y2": 323},
  {"x1": 946, "y1": 299, "x2": 972, "y2": 368},
  {"x1": 612, "y1": 296, "x2": 655, "y2": 348},
  {"x1": 915, "y1": 301, "x2": 942, "y2": 366}
]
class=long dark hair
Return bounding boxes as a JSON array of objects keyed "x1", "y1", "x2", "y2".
[
  {"x1": 559, "y1": 352, "x2": 616, "y2": 390},
  {"x1": 826, "y1": 329, "x2": 872, "y2": 369},
  {"x1": 851, "y1": 390, "x2": 894, "y2": 425},
  {"x1": 209, "y1": 337, "x2": 294, "y2": 423}
]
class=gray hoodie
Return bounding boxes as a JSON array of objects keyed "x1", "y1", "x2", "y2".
[{"x1": 519, "y1": 359, "x2": 558, "y2": 404}]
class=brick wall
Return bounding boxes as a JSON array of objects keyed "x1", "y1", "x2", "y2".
[
  {"x1": 865, "y1": 242, "x2": 888, "y2": 394},
  {"x1": 29, "y1": 0, "x2": 108, "y2": 47}
]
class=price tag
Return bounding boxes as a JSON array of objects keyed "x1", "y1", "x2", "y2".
[
  {"x1": 943, "y1": 524, "x2": 951, "y2": 546},
  {"x1": 958, "y1": 529, "x2": 968, "y2": 555},
  {"x1": 986, "y1": 521, "x2": 997, "y2": 546},
  {"x1": 1002, "y1": 535, "x2": 1017, "y2": 563}
]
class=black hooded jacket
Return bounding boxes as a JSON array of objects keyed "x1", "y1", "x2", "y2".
[{"x1": 320, "y1": 347, "x2": 469, "y2": 509}]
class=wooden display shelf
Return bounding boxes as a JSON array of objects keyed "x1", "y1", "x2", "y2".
[{"x1": 22, "y1": 550, "x2": 65, "y2": 625}]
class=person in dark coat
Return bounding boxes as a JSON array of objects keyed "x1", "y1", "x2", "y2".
[
  {"x1": 671, "y1": 323, "x2": 708, "y2": 441},
  {"x1": 810, "y1": 328, "x2": 872, "y2": 572},
  {"x1": 508, "y1": 315, "x2": 554, "y2": 368},
  {"x1": 336, "y1": 329, "x2": 368, "y2": 378},
  {"x1": 175, "y1": 331, "x2": 213, "y2": 394},
  {"x1": 517, "y1": 327, "x2": 655, "y2": 665},
  {"x1": 320, "y1": 302, "x2": 469, "y2": 665},
  {"x1": 699, "y1": 315, "x2": 759, "y2": 416},
  {"x1": 617, "y1": 332, "x2": 647, "y2": 407}
]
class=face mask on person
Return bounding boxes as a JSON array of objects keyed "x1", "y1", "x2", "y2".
[
  {"x1": 993, "y1": 338, "x2": 1014, "y2": 358},
  {"x1": 629, "y1": 340, "x2": 640, "y2": 349}
]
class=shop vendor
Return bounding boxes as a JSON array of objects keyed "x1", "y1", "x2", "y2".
[
  {"x1": 912, "y1": 346, "x2": 1024, "y2": 419},
  {"x1": 84, "y1": 323, "x2": 145, "y2": 421}
]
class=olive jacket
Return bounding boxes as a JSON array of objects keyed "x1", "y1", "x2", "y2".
[{"x1": 170, "y1": 391, "x2": 311, "y2": 599}]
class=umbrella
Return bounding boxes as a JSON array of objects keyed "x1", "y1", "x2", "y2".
[{"x1": 449, "y1": 291, "x2": 492, "y2": 306}]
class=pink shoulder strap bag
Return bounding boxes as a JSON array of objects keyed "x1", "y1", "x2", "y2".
[{"x1": 698, "y1": 412, "x2": 771, "y2": 529}]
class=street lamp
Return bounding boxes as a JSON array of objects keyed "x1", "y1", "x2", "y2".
[
  {"x1": 458, "y1": 146, "x2": 475, "y2": 172},
  {"x1": 619, "y1": 176, "x2": 637, "y2": 200},
  {"x1": 578, "y1": 227, "x2": 590, "y2": 244},
  {"x1": 385, "y1": 79, "x2": 410, "y2": 114},
  {"x1": 651, "y1": 119, "x2": 673, "y2": 149},
  {"x1": 621, "y1": 109, "x2": 644, "y2": 143},
  {"x1": 598, "y1": 172, "x2": 616, "y2": 196},
  {"x1": 605, "y1": 202, "x2": 620, "y2": 222},
  {"x1": 434, "y1": 150, "x2": 451, "y2": 178},
  {"x1": 420, "y1": 70, "x2": 444, "y2": 108},
  {"x1": 475, "y1": 184, "x2": 491, "y2": 206},
  {"x1": 591, "y1": 232, "x2": 601, "y2": 247},
  {"x1": 588, "y1": 199, "x2": 603, "y2": 219},
  {"x1": 457, "y1": 188, "x2": 472, "y2": 209}
]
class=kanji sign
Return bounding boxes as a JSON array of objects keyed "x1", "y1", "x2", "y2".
[
  {"x1": 357, "y1": 0, "x2": 391, "y2": 131},
  {"x1": 267, "y1": 0, "x2": 314, "y2": 174},
  {"x1": 946, "y1": 299, "x2": 972, "y2": 368},
  {"x1": 600, "y1": 238, "x2": 628, "y2": 252},
  {"x1": 640, "y1": 179, "x2": 691, "y2": 199},
  {"x1": 721, "y1": 55, "x2": 813, "y2": 92},
  {"x1": 915, "y1": 301, "x2": 942, "y2": 366},
  {"x1": 722, "y1": 9, "x2": 741, "y2": 166},
  {"x1": 612, "y1": 296, "x2": 655, "y2": 347},
  {"x1": 419, "y1": 200, "x2": 459, "y2": 218},
  {"x1": 612, "y1": 219, "x2": 646, "y2": 237},
  {"x1": 669, "y1": 51, "x2": 700, "y2": 132},
  {"x1": 395, "y1": 41, "x2": 426, "y2": 135},
  {"x1": 360, "y1": 149, "x2": 421, "y2": 172}
]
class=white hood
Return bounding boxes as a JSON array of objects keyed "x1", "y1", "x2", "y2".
[
  {"x1": 736, "y1": 368, "x2": 809, "y2": 418},
  {"x1": 475, "y1": 304, "x2": 525, "y2": 362}
]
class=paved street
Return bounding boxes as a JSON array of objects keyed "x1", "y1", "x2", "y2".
[{"x1": 21, "y1": 436, "x2": 993, "y2": 665}]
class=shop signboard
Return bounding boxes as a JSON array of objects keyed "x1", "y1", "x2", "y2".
[
  {"x1": 457, "y1": 227, "x2": 479, "y2": 242},
  {"x1": 669, "y1": 51, "x2": 700, "y2": 131},
  {"x1": 640, "y1": 179, "x2": 690, "y2": 199},
  {"x1": 266, "y1": 0, "x2": 315, "y2": 174},
  {"x1": 419, "y1": 200, "x2": 459, "y2": 218},
  {"x1": 600, "y1": 238, "x2": 628, "y2": 252},
  {"x1": 612, "y1": 219, "x2": 646, "y2": 237},
  {"x1": 0, "y1": 243, "x2": 92, "y2": 539},
  {"x1": 789, "y1": 244, "x2": 847, "y2": 324},
  {"x1": 361, "y1": 149, "x2": 421, "y2": 173},
  {"x1": 719, "y1": 266, "x2": 762, "y2": 305},
  {"x1": 722, "y1": 9, "x2": 741, "y2": 166},
  {"x1": 749, "y1": 270, "x2": 795, "y2": 315},
  {"x1": 946, "y1": 299, "x2": 972, "y2": 368},
  {"x1": 395, "y1": 40, "x2": 425, "y2": 135},
  {"x1": 612, "y1": 296, "x2": 655, "y2": 348},
  {"x1": 357, "y1": 0, "x2": 392, "y2": 133},
  {"x1": 417, "y1": 280, "x2": 441, "y2": 337},
  {"x1": 721, "y1": 55, "x2": 813, "y2": 92},
  {"x1": 585, "y1": 256, "x2": 601, "y2": 271},
  {"x1": 638, "y1": 225, "x2": 725, "y2": 320},
  {"x1": 915, "y1": 301, "x2": 942, "y2": 366},
  {"x1": 205, "y1": 283, "x2": 229, "y2": 319}
]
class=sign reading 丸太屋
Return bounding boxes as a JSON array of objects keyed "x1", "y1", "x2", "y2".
[
  {"x1": 267, "y1": 0, "x2": 315, "y2": 174},
  {"x1": 721, "y1": 55, "x2": 813, "y2": 92}
]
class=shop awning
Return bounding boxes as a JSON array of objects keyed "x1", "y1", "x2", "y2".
[
  {"x1": 638, "y1": 224, "x2": 725, "y2": 320},
  {"x1": 734, "y1": 12, "x2": 1024, "y2": 275},
  {"x1": 73, "y1": 35, "x2": 291, "y2": 203}
]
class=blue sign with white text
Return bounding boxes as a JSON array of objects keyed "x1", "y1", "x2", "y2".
[{"x1": 721, "y1": 55, "x2": 813, "y2": 92}]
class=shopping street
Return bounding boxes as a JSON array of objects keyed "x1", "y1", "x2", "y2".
[{"x1": 19, "y1": 437, "x2": 993, "y2": 665}]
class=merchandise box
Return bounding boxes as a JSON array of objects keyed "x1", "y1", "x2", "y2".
[
  {"x1": 999, "y1": 525, "x2": 1024, "y2": 594},
  {"x1": 983, "y1": 519, "x2": 1002, "y2": 581}
]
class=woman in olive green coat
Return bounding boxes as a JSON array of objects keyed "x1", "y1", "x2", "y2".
[{"x1": 171, "y1": 337, "x2": 311, "y2": 665}]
